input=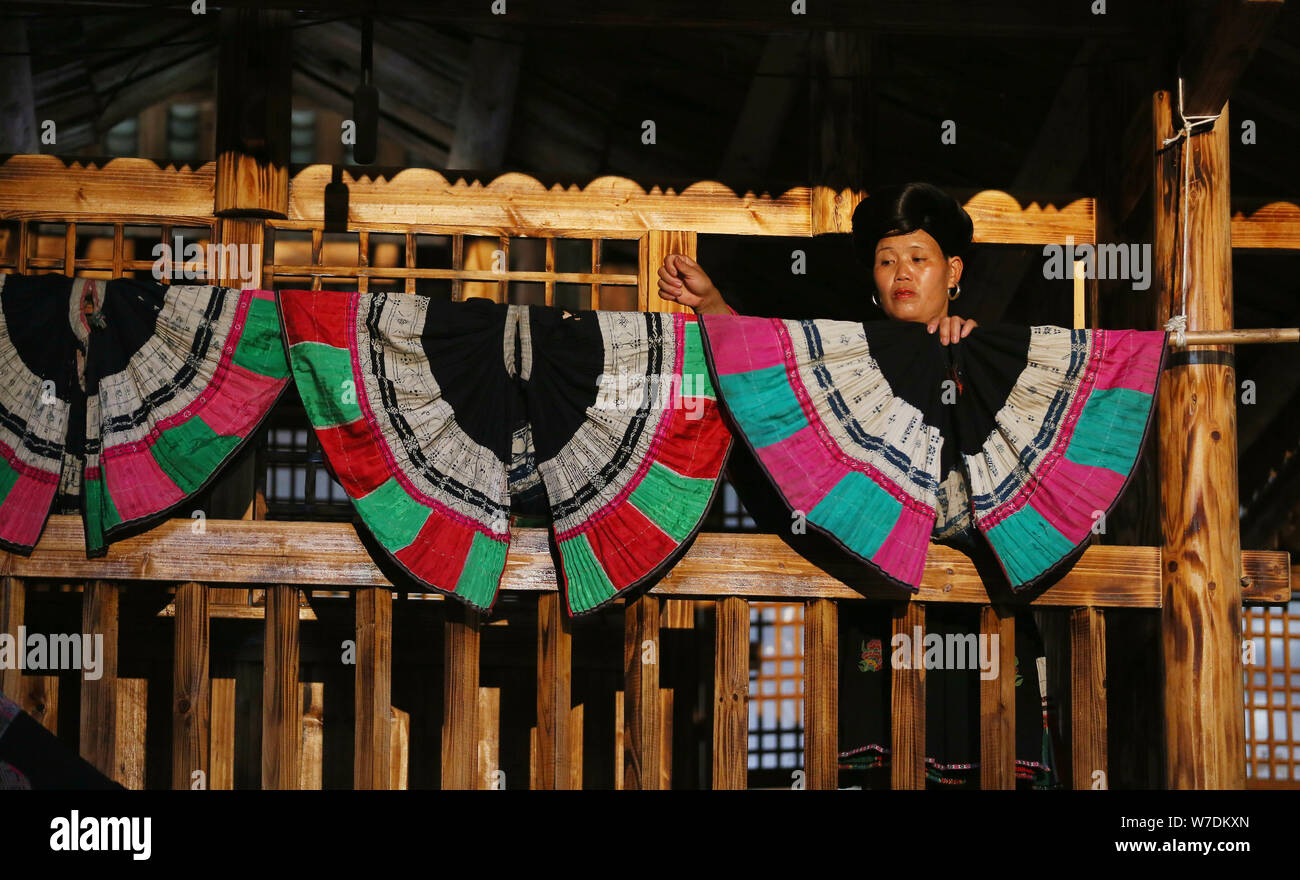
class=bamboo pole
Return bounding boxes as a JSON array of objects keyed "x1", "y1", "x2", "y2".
[{"x1": 1174, "y1": 328, "x2": 1299, "y2": 346}]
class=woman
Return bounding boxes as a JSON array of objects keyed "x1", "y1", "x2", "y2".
[
  {"x1": 656, "y1": 181, "x2": 980, "y2": 343},
  {"x1": 654, "y1": 182, "x2": 1061, "y2": 789}
]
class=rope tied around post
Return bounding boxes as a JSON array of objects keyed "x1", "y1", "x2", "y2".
[{"x1": 1160, "y1": 75, "x2": 1222, "y2": 348}]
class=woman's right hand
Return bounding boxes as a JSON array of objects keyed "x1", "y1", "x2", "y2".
[{"x1": 657, "y1": 254, "x2": 730, "y2": 314}]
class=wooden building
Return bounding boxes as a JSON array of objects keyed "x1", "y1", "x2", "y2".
[{"x1": 0, "y1": 0, "x2": 1296, "y2": 791}]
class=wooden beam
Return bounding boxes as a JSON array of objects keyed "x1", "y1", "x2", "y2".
[
  {"x1": 28, "y1": 0, "x2": 1146, "y2": 37},
  {"x1": 803, "y1": 599, "x2": 838, "y2": 789},
  {"x1": 978, "y1": 605, "x2": 1016, "y2": 790},
  {"x1": 172, "y1": 581, "x2": 210, "y2": 790},
  {"x1": 1182, "y1": 0, "x2": 1283, "y2": 117},
  {"x1": 7, "y1": 516, "x2": 1289, "y2": 608},
  {"x1": 623, "y1": 594, "x2": 661, "y2": 789},
  {"x1": 353, "y1": 586, "x2": 393, "y2": 789},
  {"x1": 965, "y1": 40, "x2": 1100, "y2": 323},
  {"x1": 447, "y1": 25, "x2": 522, "y2": 169},
  {"x1": 711, "y1": 596, "x2": 748, "y2": 789},
  {"x1": 0, "y1": 17, "x2": 37, "y2": 153},
  {"x1": 261, "y1": 585, "x2": 301, "y2": 790},
  {"x1": 214, "y1": 9, "x2": 290, "y2": 217},
  {"x1": 0, "y1": 155, "x2": 215, "y2": 220},
  {"x1": 890, "y1": 602, "x2": 926, "y2": 790},
  {"x1": 1154, "y1": 92, "x2": 1246, "y2": 789}
]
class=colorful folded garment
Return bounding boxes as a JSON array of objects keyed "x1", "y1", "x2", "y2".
[
  {"x1": 0, "y1": 273, "x2": 290, "y2": 556},
  {"x1": 698, "y1": 315, "x2": 1167, "y2": 591},
  {"x1": 278, "y1": 291, "x2": 732, "y2": 616}
]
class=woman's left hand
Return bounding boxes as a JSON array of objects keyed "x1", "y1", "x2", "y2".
[{"x1": 928, "y1": 315, "x2": 977, "y2": 345}]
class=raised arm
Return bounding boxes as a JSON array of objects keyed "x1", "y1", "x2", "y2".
[{"x1": 657, "y1": 254, "x2": 734, "y2": 315}]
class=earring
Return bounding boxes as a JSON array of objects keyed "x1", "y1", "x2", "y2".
[
  {"x1": 948, "y1": 283, "x2": 961, "y2": 302},
  {"x1": 872, "y1": 293, "x2": 880, "y2": 307}
]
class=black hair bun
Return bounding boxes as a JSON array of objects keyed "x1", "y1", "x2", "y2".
[{"x1": 851, "y1": 182, "x2": 973, "y2": 267}]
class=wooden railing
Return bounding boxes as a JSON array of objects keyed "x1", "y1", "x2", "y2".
[{"x1": 0, "y1": 516, "x2": 1290, "y2": 789}]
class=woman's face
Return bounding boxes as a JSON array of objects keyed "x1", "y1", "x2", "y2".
[{"x1": 872, "y1": 229, "x2": 963, "y2": 324}]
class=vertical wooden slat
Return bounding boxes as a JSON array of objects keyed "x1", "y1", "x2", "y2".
[
  {"x1": 712, "y1": 596, "x2": 749, "y2": 789},
  {"x1": 441, "y1": 601, "x2": 480, "y2": 789},
  {"x1": 16, "y1": 219, "x2": 28, "y2": 272},
  {"x1": 891, "y1": 602, "x2": 926, "y2": 790},
  {"x1": 544, "y1": 236, "x2": 555, "y2": 306},
  {"x1": 639, "y1": 230, "x2": 696, "y2": 313},
  {"x1": 172, "y1": 581, "x2": 210, "y2": 790},
  {"x1": 623, "y1": 595, "x2": 661, "y2": 789},
  {"x1": 1071, "y1": 607, "x2": 1108, "y2": 789},
  {"x1": 63, "y1": 222, "x2": 75, "y2": 275},
  {"x1": 591, "y1": 238, "x2": 601, "y2": 310},
  {"x1": 357, "y1": 229, "x2": 369, "y2": 293},
  {"x1": 803, "y1": 598, "x2": 838, "y2": 789},
  {"x1": 80, "y1": 580, "x2": 119, "y2": 782},
  {"x1": 110, "y1": 677, "x2": 145, "y2": 790},
  {"x1": 477, "y1": 687, "x2": 499, "y2": 789},
  {"x1": 404, "y1": 231, "x2": 416, "y2": 293},
  {"x1": 613, "y1": 687, "x2": 624, "y2": 790},
  {"x1": 569, "y1": 702, "x2": 584, "y2": 790},
  {"x1": 499, "y1": 234, "x2": 509, "y2": 302},
  {"x1": 390, "y1": 706, "x2": 410, "y2": 790},
  {"x1": 1154, "y1": 91, "x2": 1246, "y2": 790},
  {"x1": 310, "y1": 227, "x2": 323, "y2": 291},
  {"x1": 535, "y1": 591, "x2": 572, "y2": 789},
  {"x1": 111, "y1": 223, "x2": 123, "y2": 277},
  {"x1": 451, "y1": 233, "x2": 464, "y2": 301},
  {"x1": 210, "y1": 676, "x2": 236, "y2": 789},
  {"x1": 262, "y1": 584, "x2": 301, "y2": 789},
  {"x1": 0, "y1": 576, "x2": 24, "y2": 699},
  {"x1": 117, "y1": 677, "x2": 147, "y2": 790},
  {"x1": 354, "y1": 586, "x2": 392, "y2": 789},
  {"x1": 979, "y1": 604, "x2": 1016, "y2": 790},
  {"x1": 300, "y1": 680, "x2": 324, "y2": 790}
]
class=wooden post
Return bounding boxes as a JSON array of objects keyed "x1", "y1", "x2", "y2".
[
  {"x1": 535, "y1": 592, "x2": 573, "y2": 789},
  {"x1": 80, "y1": 580, "x2": 119, "y2": 782},
  {"x1": 441, "y1": 601, "x2": 480, "y2": 789},
  {"x1": 172, "y1": 581, "x2": 210, "y2": 790},
  {"x1": 891, "y1": 602, "x2": 926, "y2": 790},
  {"x1": 979, "y1": 605, "x2": 1016, "y2": 790},
  {"x1": 0, "y1": 576, "x2": 23, "y2": 699},
  {"x1": 262, "y1": 585, "x2": 301, "y2": 789},
  {"x1": 803, "y1": 598, "x2": 838, "y2": 789},
  {"x1": 1070, "y1": 607, "x2": 1108, "y2": 789},
  {"x1": 214, "y1": 9, "x2": 290, "y2": 218},
  {"x1": 623, "y1": 594, "x2": 662, "y2": 789},
  {"x1": 354, "y1": 587, "x2": 393, "y2": 789},
  {"x1": 1154, "y1": 91, "x2": 1246, "y2": 789},
  {"x1": 712, "y1": 596, "x2": 749, "y2": 789}
]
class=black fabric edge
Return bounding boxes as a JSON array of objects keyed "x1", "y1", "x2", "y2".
[{"x1": 695, "y1": 314, "x2": 922, "y2": 595}]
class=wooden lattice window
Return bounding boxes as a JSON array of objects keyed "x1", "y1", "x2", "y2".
[
  {"x1": 0, "y1": 219, "x2": 217, "y2": 282},
  {"x1": 262, "y1": 223, "x2": 640, "y2": 309},
  {"x1": 749, "y1": 601, "x2": 804, "y2": 780},
  {"x1": 1244, "y1": 599, "x2": 1300, "y2": 786}
]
